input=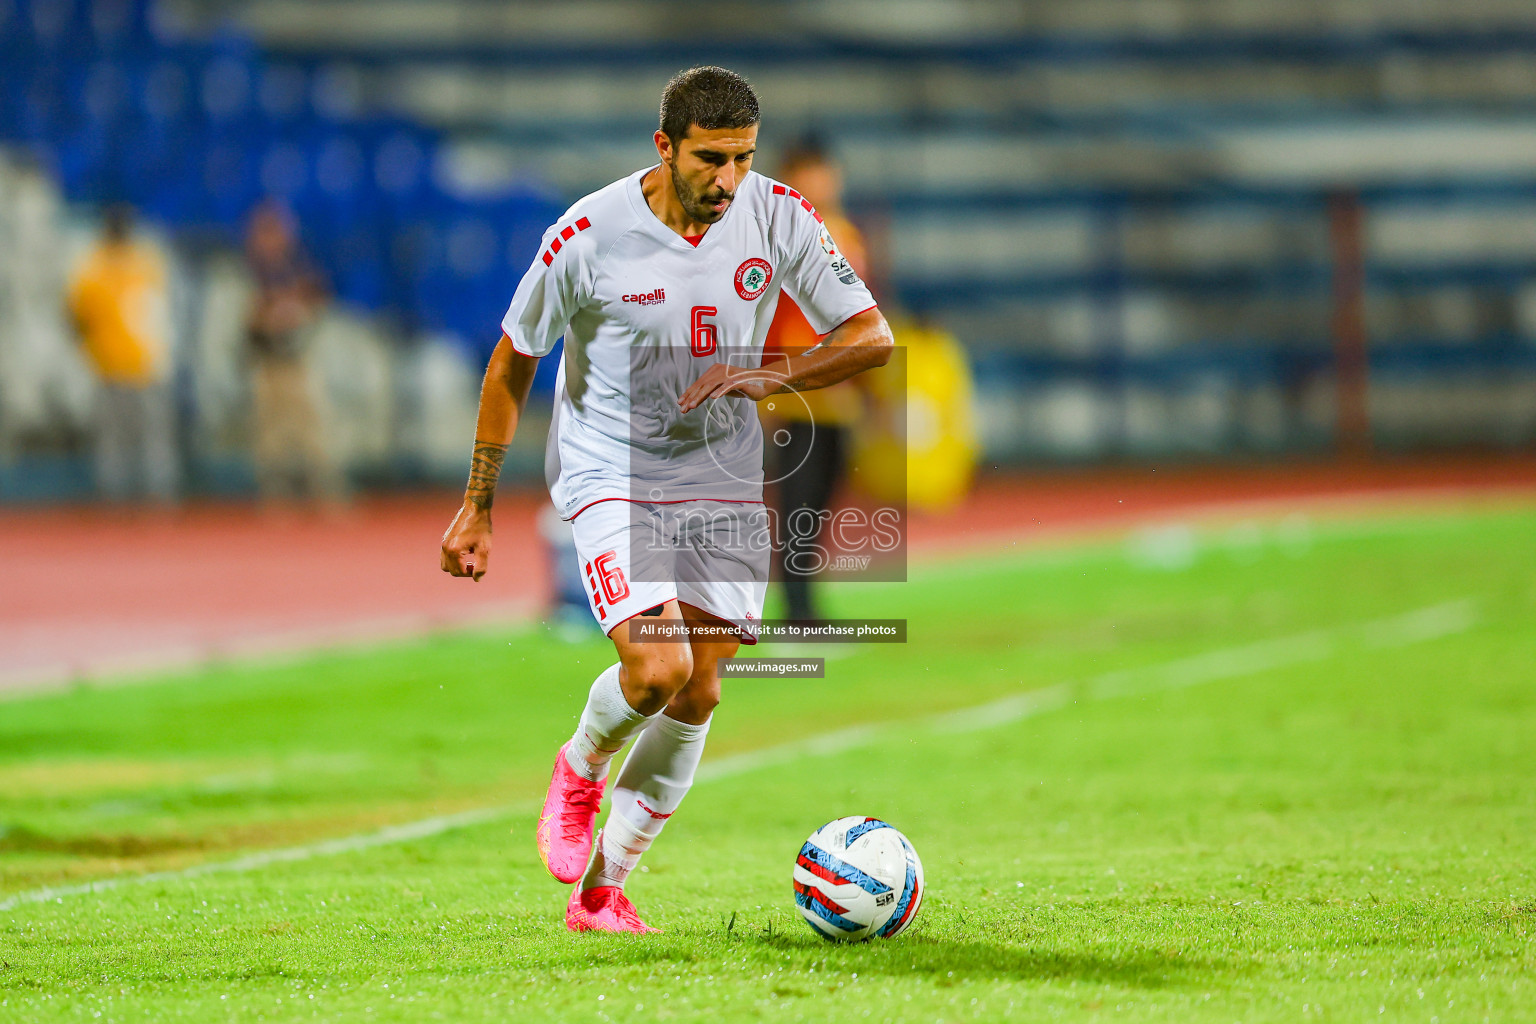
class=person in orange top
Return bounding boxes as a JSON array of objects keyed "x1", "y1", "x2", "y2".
[
  {"x1": 244, "y1": 200, "x2": 342, "y2": 507},
  {"x1": 761, "y1": 139, "x2": 872, "y2": 623},
  {"x1": 66, "y1": 205, "x2": 178, "y2": 502}
]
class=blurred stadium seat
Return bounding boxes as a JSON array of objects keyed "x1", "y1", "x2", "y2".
[{"x1": 5, "y1": 0, "x2": 1536, "y2": 497}]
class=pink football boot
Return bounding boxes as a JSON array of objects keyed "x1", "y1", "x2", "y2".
[
  {"x1": 566, "y1": 885, "x2": 660, "y2": 934},
  {"x1": 535, "y1": 742, "x2": 605, "y2": 884}
]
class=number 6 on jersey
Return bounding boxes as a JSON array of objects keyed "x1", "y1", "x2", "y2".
[{"x1": 690, "y1": 305, "x2": 718, "y2": 357}]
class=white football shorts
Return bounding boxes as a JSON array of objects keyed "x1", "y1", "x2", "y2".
[{"x1": 568, "y1": 498, "x2": 771, "y2": 644}]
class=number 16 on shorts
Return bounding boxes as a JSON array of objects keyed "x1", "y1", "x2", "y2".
[{"x1": 585, "y1": 550, "x2": 631, "y2": 620}]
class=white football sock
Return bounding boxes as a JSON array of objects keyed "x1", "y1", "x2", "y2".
[
  {"x1": 583, "y1": 712, "x2": 710, "y2": 889},
  {"x1": 564, "y1": 662, "x2": 652, "y2": 782}
]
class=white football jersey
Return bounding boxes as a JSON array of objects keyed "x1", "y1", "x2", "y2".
[{"x1": 501, "y1": 166, "x2": 877, "y2": 520}]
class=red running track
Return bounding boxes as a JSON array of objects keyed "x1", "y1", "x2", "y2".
[
  {"x1": 0, "y1": 494, "x2": 547, "y2": 692},
  {"x1": 3, "y1": 457, "x2": 1534, "y2": 694}
]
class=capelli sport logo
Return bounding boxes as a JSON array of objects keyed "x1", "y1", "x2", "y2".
[{"x1": 623, "y1": 288, "x2": 666, "y2": 306}]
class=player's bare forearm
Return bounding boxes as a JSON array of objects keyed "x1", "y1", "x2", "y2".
[
  {"x1": 764, "y1": 308, "x2": 893, "y2": 395},
  {"x1": 678, "y1": 308, "x2": 893, "y2": 411},
  {"x1": 441, "y1": 334, "x2": 539, "y2": 581},
  {"x1": 462, "y1": 334, "x2": 540, "y2": 512},
  {"x1": 465, "y1": 442, "x2": 508, "y2": 512}
]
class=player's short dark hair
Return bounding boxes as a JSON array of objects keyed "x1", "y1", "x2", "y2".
[{"x1": 659, "y1": 66, "x2": 760, "y2": 145}]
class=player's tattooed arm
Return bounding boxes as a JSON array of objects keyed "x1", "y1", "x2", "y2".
[
  {"x1": 442, "y1": 333, "x2": 540, "y2": 580},
  {"x1": 465, "y1": 440, "x2": 508, "y2": 511}
]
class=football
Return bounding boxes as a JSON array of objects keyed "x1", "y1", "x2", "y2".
[{"x1": 793, "y1": 816, "x2": 924, "y2": 941}]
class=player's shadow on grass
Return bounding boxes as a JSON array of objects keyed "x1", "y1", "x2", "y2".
[
  {"x1": 757, "y1": 933, "x2": 1228, "y2": 989},
  {"x1": 534, "y1": 932, "x2": 1225, "y2": 991}
]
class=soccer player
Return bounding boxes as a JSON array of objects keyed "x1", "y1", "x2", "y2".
[{"x1": 440, "y1": 66, "x2": 893, "y2": 933}]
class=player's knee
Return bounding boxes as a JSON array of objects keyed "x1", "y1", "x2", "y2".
[
  {"x1": 672, "y1": 675, "x2": 721, "y2": 721},
  {"x1": 621, "y1": 647, "x2": 693, "y2": 711}
]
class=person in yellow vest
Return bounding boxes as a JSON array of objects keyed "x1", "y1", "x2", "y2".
[
  {"x1": 66, "y1": 205, "x2": 178, "y2": 502},
  {"x1": 760, "y1": 139, "x2": 872, "y2": 623},
  {"x1": 851, "y1": 311, "x2": 979, "y2": 515}
]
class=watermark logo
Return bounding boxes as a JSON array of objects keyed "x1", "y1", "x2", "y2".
[{"x1": 627, "y1": 343, "x2": 908, "y2": 585}]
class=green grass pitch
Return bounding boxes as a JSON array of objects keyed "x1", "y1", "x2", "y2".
[{"x1": 2, "y1": 503, "x2": 1534, "y2": 1022}]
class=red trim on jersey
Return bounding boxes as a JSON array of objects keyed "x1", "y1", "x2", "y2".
[
  {"x1": 601, "y1": 602, "x2": 754, "y2": 642},
  {"x1": 598, "y1": 596, "x2": 758, "y2": 646},
  {"x1": 603, "y1": 602, "x2": 669, "y2": 637},
  {"x1": 568, "y1": 496, "x2": 767, "y2": 522},
  {"x1": 678, "y1": 600, "x2": 759, "y2": 646},
  {"x1": 502, "y1": 332, "x2": 542, "y2": 359},
  {"x1": 542, "y1": 217, "x2": 593, "y2": 268},
  {"x1": 770, "y1": 184, "x2": 823, "y2": 221},
  {"x1": 683, "y1": 233, "x2": 705, "y2": 247}
]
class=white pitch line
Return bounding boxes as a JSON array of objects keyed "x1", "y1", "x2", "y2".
[
  {"x1": 0, "y1": 598, "x2": 1478, "y2": 913},
  {"x1": 937, "y1": 598, "x2": 1478, "y2": 734},
  {"x1": 1360, "y1": 597, "x2": 1478, "y2": 650},
  {"x1": 0, "y1": 806, "x2": 517, "y2": 912},
  {"x1": 0, "y1": 727, "x2": 887, "y2": 913},
  {"x1": 1088, "y1": 630, "x2": 1337, "y2": 701},
  {"x1": 930, "y1": 683, "x2": 1076, "y2": 733},
  {"x1": 694, "y1": 723, "x2": 881, "y2": 783}
]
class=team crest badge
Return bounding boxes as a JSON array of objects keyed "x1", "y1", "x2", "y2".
[{"x1": 734, "y1": 258, "x2": 773, "y2": 300}]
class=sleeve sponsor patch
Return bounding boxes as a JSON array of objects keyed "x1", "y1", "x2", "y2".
[{"x1": 818, "y1": 225, "x2": 861, "y2": 286}]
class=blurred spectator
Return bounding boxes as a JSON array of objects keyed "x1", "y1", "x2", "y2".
[
  {"x1": 66, "y1": 204, "x2": 178, "y2": 503},
  {"x1": 854, "y1": 312, "x2": 979, "y2": 515},
  {"x1": 761, "y1": 139, "x2": 871, "y2": 624},
  {"x1": 245, "y1": 200, "x2": 344, "y2": 506}
]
